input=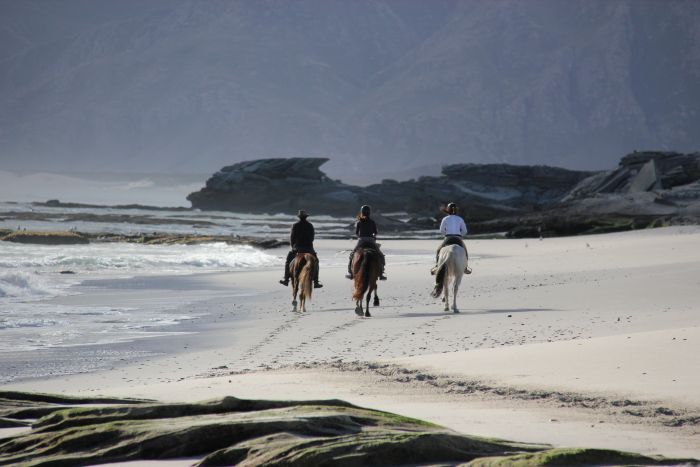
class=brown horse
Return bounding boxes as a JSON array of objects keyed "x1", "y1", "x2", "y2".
[
  {"x1": 290, "y1": 253, "x2": 316, "y2": 312},
  {"x1": 351, "y1": 248, "x2": 380, "y2": 317}
]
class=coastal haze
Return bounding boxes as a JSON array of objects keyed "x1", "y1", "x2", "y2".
[
  {"x1": 1, "y1": 2, "x2": 700, "y2": 465},
  {"x1": 1, "y1": 0, "x2": 700, "y2": 195}
]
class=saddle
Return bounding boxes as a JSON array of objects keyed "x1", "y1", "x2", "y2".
[{"x1": 442, "y1": 236, "x2": 463, "y2": 248}]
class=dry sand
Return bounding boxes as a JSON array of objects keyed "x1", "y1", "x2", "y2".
[{"x1": 3, "y1": 226, "x2": 700, "y2": 460}]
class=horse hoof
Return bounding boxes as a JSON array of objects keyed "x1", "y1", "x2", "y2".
[
  {"x1": 292, "y1": 300, "x2": 297, "y2": 307},
  {"x1": 364, "y1": 311, "x2": 371, "y2": 318},
  {"x1": 373, "y1": 297, "x2": 380, "y2": 306},
  {"x1": 355, "y1": 306, "x2": 363, "y2": 317},
  {"x1": 453, "y1": 309, "x2": 460, "y2": 314},
  {"x1": 444, "y1": 307, "x2": 449, "y2": 312}
]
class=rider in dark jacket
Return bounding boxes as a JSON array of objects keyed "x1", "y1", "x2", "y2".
[
  {"x1": 345, "y1": 205, "x2": 387, "y2": 280},
  {"x1": 280, "y1": 210, "x2": 323, "y2": 288}
]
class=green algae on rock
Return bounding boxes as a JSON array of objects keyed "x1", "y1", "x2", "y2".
[{"x1": 0, "y1": 392, "x2": 696, "y2": 466}]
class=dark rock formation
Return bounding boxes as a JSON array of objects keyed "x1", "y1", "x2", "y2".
[
  {"x1": 189, "y1": 153, "x2": 700, "y2": 237},
  {"x1": 0, "y1": 391, "x2": 695, "y2": 466},
  {"x1": 0, "y1": 231, "x2": 89, "y2": 245},
  {"x1": 187, "y1": 158, "x2": 364, "y2": 215},
  {"x1": 188, "y1": 157, "x2": 594, "y2": 220},
  {"x1": 563, "y1": 151, "x2": 700, "y2": 200},
  {"x1": 0, "y1": 230, "x2": 284, "y2": 249}
]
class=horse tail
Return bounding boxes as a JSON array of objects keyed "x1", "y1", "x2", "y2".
[
  {"x1": 298, "y1": 254, "x2": 314, "y2": 299},
  {"x1": 431, "y1": 248, "x2": 451, "y2": 298},
  {"x1": 352, "y1": 251, "x2": 371, "y2": 301}
]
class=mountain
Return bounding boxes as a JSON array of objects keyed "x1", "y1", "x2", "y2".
[{"x1": 1, "y1": 0, "x2": 698, "y2": 182}]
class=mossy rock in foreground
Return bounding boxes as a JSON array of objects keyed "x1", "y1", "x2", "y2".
[{"x1": 0, "y1": 392, "x2": 696, "y2": 467}]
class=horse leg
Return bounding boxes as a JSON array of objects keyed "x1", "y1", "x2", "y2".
[
  {"x1": 355, "y1": 299, "x2": 363, "y2": 317},
  {"x1": 292, "y1": 280, "x2": 298, "y2": 312},
  {"x1": 453, "y1": 273, "x2": 462, "y2": 313},
  {"x1": 373, "y1": 290, "x2": 379, "y2": 307},
  {"x1": 443, "y1": 278, "x2": 450, "y2": 312},
  {"x1": 365, "y1": 291, "x2": 371, "y2": 318}
]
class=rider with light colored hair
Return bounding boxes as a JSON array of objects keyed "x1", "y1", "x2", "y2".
[
  {"x1": 345, "y1": 205, "x2": 387, "y2": 280},
  {"x1": 432, "y1": 202, "x2": 471, "y2": 274}
]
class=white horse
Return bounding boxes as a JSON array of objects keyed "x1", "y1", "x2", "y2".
[{"x1": 431, "y1": 244, "x2": 466, "y2": 313}]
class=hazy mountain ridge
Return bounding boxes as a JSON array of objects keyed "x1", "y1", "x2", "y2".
[{"x1": 1, "y1": 0, "x2": 698, "y2": 181}]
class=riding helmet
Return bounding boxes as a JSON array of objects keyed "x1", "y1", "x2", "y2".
[
  {"x1": 447, "y1": 202, "x2": 457, "y2": 214},
  {"x1": 360, "y1": 205, "x2": 371, "y2": 216}
]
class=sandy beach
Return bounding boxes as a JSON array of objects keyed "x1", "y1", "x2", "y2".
[{"x1": 2, "y1": 226, "x2": 699, "y2": 461}]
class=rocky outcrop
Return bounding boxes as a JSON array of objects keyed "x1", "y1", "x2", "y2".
[
  {"x1": 468, "y1": 152, "x2": 700, "y2": 238},
  {"x1": 188, "y1": 153, "x2": 700, "y2": 237},
  {"x1": 188, "y1": 157, "x2": 593, "y2": 220},
  {"x1": 187, "y1": 158, "x2": 364, "y2": 215},
  {"x1": 0, "y1": 231, "x2": 89, "y2": 245},
  {"x1": 563, "y1": 151, "x2": 700, "y2": 201},
  {"x1": 0, "y1": 391, "x2": 695, "y2": 466}
]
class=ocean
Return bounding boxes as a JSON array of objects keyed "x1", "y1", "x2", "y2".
[{"x1": 0, "y1": 202, "x2": 356, "y2": 356}]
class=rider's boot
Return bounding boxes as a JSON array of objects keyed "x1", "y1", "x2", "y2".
[
  {"x1": 313, "y1": 267, "x2": 323, "y2": 288},
  {"x1": 345, "y1": 251, "x2": 354, "y2": 279},
  {"x1": 279, "y1": 268, "x2": 290, "y2": 286},
  {"x1": 431, "y1": 250, "x2": 440, "y2": 275},
  {"x1": 379, "y1": 266, "x2": 387, "y2": 280}
]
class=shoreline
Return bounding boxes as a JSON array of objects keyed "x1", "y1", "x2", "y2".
[{"x1": 2, "y1": 228, "x2": 699, "y2": 458}]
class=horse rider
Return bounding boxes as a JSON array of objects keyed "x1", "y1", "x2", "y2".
[
  {"x1": 345, "y1": 205, "x2": 387, "y2": 280},
  {"x1": 432, "y1": 202, "x2": 472, "y2": 275},
  {"x1": 279, "y1": 209, "x2": 323, "y2": 288}
]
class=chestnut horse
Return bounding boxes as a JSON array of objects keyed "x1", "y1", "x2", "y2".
[
  {"x1": 290, "y1": 253, "x2": 316, "y2": 312},
  {"x1": 351, "y1": 248, "x2": 380, "y2": 317},
  {"x1": 431, "y1": 244, "x2": 466, "y2": 313}
]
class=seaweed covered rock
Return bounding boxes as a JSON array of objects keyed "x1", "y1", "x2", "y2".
[
  {"x1": 0, "y1": 231, "x2": 89, "y2": 245},
  {"x1": 0, "y1": 391, "x2": 696, "y2": 466}
]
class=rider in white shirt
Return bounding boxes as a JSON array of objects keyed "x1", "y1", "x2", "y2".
[{"x1": 433, "y1": 202, "x2": 471, "y2": 274}]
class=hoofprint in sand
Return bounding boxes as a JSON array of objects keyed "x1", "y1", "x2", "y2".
[{"x1": 2, "y1": 227, "x2": 699, "y2": 459}]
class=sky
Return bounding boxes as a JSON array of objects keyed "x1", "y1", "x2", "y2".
[{"x1": 1, "y1": 0, "x2": 698, "y2": 205}]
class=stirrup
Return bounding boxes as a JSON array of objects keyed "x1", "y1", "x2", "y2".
[
  {"x1": 465, "y1": 267, "x2": 472, "y2": 274},
  {"x1": 379, "y1": 274, "x2": 387, "y2": 280},
  {"x1": 345, "y1": 273, "x2": 353, "y2": 279}
]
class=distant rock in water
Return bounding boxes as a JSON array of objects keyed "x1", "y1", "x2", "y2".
[
  {"x1": 187, "y1": 157, "x2": 363, "y2": 216},
  {"x1": 0, "y1": 231, "x2": 89, "y2": 245}
]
